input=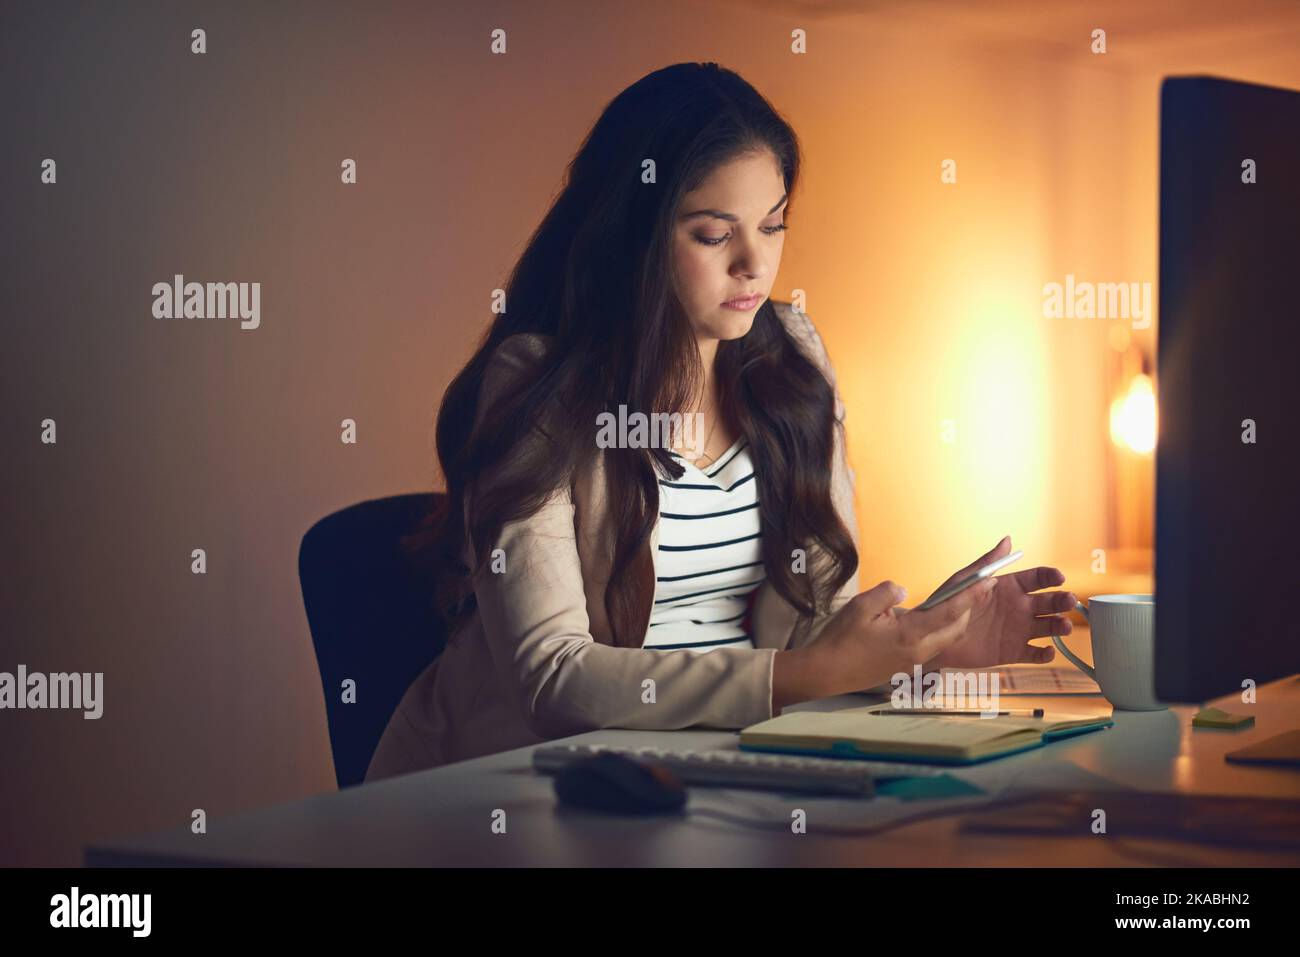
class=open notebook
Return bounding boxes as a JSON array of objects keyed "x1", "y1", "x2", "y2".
[{"x1": 739, "y1": 705, "x2": 1114, "y2": 765}]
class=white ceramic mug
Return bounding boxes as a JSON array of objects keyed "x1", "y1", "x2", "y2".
[{"x1": 1053, "y1": 594, "x2": 1167, "y2": 711}]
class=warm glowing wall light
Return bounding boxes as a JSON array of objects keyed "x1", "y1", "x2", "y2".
[{"x1": 1109, "y1": 372, "x2": 1157, "y2": 454}]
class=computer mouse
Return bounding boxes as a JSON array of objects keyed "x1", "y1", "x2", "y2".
[{"x1": 553, "y1": 753, "x2": 688, "y2": 815}]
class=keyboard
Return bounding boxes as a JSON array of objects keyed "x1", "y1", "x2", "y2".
[{"x1": 532, "y1": 743, "x2": 943, "y2": 797}]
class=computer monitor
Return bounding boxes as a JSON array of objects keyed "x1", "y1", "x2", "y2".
[{"x1": 1156, "y1": 76, "x2": 1300, "y2": 703}]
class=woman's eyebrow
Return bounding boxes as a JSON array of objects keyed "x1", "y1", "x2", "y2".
[{"x1": 680, "y1": 193, "x2": 788, "y2": 223}]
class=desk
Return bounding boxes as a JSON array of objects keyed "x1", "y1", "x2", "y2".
[{"x1": 87, "y1": 658, "x2": 1300, "y2": 867}]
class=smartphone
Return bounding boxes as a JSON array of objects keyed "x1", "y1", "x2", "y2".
[{"x1": 917, "y1": 549, "x2": 1024, "y2": 610}]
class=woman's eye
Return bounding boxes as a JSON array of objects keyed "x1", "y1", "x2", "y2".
[{"x1": 692, "y1": 223, "x2": 787, "y2": 247}]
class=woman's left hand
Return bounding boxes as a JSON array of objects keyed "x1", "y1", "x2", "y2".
[{"x1": 919, "y1": 536, "x2": 1075, "y2": 670}]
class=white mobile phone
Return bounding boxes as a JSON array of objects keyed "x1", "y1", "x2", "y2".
[{"x1": 917, "y1": 549, "x2": 1024, "y2": 610}]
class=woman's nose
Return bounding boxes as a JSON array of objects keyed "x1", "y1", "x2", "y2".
[{"x1": 730, "y1": 245, "x2": 768, "y2": 281}]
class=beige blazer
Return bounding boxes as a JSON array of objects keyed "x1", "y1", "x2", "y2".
[{"x1": 365, "y1": 301, "x2": 860, "y2": 781}]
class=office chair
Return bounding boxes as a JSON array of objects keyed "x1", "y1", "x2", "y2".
[{"x1": 299, "y1": 493, "x2": 448, "y2": 788}]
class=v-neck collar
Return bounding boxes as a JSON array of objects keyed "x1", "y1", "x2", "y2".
[{"x1": 669, "y1": 435, "x2": 746, "y2": 479}]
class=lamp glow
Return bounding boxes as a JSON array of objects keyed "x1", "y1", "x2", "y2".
[{"x1": 1109, "y1": 372, "x2": 1157, "y2": 454}]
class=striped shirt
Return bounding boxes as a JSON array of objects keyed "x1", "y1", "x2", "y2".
[{"x1": 644, "y1": 436, "x2": 764, "y2": 652}]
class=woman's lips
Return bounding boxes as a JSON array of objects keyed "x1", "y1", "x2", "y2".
[{"x1": 721, "y1": 293, "x2": 762, "y2": 310}]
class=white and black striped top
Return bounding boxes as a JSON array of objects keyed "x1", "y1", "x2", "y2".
[{"x1": 644, "y1": 437, "x2": 764, "y2": 653}]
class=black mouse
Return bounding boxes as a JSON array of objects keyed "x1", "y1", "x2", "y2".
[{"x1": 553, "y1": 753, "x2": 688, "y2": 815}]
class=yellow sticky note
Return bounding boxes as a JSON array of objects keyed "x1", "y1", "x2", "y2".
[{"x1": 1192, "y1": 707, "x2": 1255, "y2": 730}]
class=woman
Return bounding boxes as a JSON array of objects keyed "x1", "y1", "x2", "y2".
[{"x1": 365, "y1": 62, "x2": 1074, "y2": 781}]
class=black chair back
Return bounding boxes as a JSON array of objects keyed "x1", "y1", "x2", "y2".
[{"x1": 299, "y1": 493, "x2": 447, "y2": 788}]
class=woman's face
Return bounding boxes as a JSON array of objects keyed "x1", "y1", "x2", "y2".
[{"x1": 671, "y1": 149, "x2": 787, "y2": 343}]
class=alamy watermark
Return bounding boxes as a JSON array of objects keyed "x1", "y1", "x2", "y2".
[
  {"x1": 596, "y1": 405, "x2": 708, "y2": 459},
  {"x1": 1042, "y1": 274, "x2": 1152, "y2": 329},
  {"x1": 50, "y1": 887, "x2": 150, "y2": 937},
  {"x1": 890, "y1": 664, "x2": 1001, "y2": 717},
  {"x1": 1, "y1": 666, "x2": 103, "y2": 719},
  {"x1": 152, "y1": 274, "x2": 260, "y2": 330}
]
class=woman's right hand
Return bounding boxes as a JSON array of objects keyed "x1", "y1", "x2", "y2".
[{"x1": 804, "y1": 577, "x2": 999, "y2": 698}]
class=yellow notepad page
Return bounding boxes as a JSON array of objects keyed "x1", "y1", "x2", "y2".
[{"x1": 741, "y1": 709, "x2": 1099, "y2": 761}]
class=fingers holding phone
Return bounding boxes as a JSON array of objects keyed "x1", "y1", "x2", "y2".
[
  {"x1": 899, "y1": 575, "x2": 1000, "y2": 658},
  {"x1": 918, "y1": 548, "x2": 1023, "y2": 610},
  {"x1": 805, "y1": 576, "x2": 997, "y2": 695}
]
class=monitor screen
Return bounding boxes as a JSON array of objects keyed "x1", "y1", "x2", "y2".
[{"x1": 1156, "y1": 76, "x2": 1300, "y2": 702}]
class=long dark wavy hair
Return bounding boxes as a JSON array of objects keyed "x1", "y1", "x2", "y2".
[{"x1": 405, "y1": 61, "x2": 857, "y2": 647}]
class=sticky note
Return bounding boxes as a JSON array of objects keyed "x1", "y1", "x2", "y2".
[{"x1": 1192, "y1": 707, "x2": 1255, "y2": 730}]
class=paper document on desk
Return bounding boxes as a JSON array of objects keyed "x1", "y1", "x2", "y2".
[{"x1": 941, "y1": 664, "x2": 1101, "y2": 695}]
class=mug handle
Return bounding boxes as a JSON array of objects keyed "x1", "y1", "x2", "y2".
[{"x1": 1051, "y1": 601, "x2": 1098, "y2": 681}]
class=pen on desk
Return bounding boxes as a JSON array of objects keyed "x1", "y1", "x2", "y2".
[{"x1": 870, "y1": 708, "x2": 1045, "y2": 718}]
